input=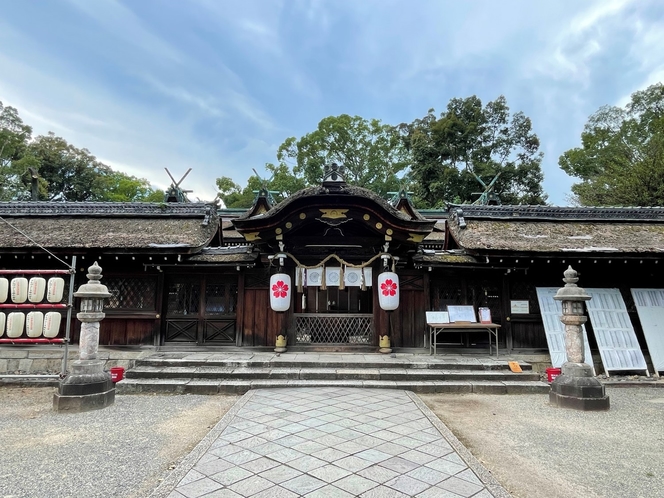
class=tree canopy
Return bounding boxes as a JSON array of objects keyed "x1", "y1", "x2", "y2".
[
  {"x1": 218, "y1": 102, "x2": 547, "y2": 210},
  {"x1": 216, "y1": 163, "x2": 306, "y2": 209},
  {"x1": 0, "y1": 101, "x2": 164, "y2": 202},
  {"x1": 277, "y1": 114, "x2": 409, "y2": 198},
  {"x1": 559, "y1": 83, "x2": 664, "y2": 206},
  {"x1": 399, "y1": 95, "x2": 546, "y2": 207}
]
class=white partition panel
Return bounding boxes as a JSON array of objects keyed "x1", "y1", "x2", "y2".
[
  {"x1": 631, "y1": 289, "x2": 664, "y2": 374},
  {"x1": 536, "y1": 287, "x2": 594, "y2": 372},
  {"x1": 585, "y1": 288, "x2": 648, "y2": 375}
]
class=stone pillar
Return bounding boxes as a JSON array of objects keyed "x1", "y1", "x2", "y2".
[
  {"x1": 549, "y1": 266, "x2": 610, "y2": 411},
  {"x1": 54, "y1": 262, "x2": 115, "y2": 412}
]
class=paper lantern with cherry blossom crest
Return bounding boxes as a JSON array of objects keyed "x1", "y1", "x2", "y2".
[
  {"x1": 270, "y1": 273, "x2": 292, "y2": 312},
  {"x1": 377, "y1": 272, "x2": 399, "y2": 311}
]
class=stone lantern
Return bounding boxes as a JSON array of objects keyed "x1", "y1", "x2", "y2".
[
  {"x1": 74, "y1": 262, "x2": 111, "y2": 360},
  {"x1": 550, "y1": 266, "x2": 609, "y2": 411},
  {"x1": 53, "y1": 262, "x2": 115, "y2": 412}
]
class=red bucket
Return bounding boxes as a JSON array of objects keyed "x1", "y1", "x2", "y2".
[
  {"x1": 546, "y1": 367, "x2": 561, "y2": 383},
  {"x1": 110, "y1": 367, "x2": 125, "y2": 383}
]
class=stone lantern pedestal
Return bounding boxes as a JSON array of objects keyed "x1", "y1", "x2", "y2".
[
  {"x1": 549, "y1": 266, "x2": 609, "y2": 411},
  {"x1": 54, "y1": 262, "x2": 115, "y2": 412}
]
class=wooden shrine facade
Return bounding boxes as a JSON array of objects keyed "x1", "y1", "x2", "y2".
[{"x1": 2, "y1": 179, "x2": 664, "y2": 356}]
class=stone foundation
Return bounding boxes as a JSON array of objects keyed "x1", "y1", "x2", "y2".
[{"x1": 0, "y1": 347, "x2": 155, "y2": 376}]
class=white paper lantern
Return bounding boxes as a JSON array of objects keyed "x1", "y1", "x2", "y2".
[
  {"x1": 47, "y1": 277, "x2": 65, "y2": 303},
  {"x1": 0, "y1": 312, "x2": 5, "y2": 337},
  {"x1": 6, "y1": 312, "x2": 25, "y2": 338},
  {"x1": 270, "y1": 273, "x2": 292, "y2": 312},
  {"x1": 0, "y1": 278, "x2": 8, "y2": 303},
  {"x1": 11, "y1": 277, "x2": 28, "y2": 304},
  {"x1": 26, "y1": 311, "x2": 44, "y2": 338},
  {"x1": 43, "y1": 312, "x2": 62, "y2": 338},
  {"x1": 28, "y1": 277, "x2": 46, "y2": 303},
  {"x1": 377, "y1": 272, "x2": 399, "y2": 311}
]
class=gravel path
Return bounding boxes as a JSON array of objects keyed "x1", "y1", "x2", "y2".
[
  {"x1": 0, "y1": 388, "x2": 238, "y2": 498},
  {"x1": 420, "y1": 387, "x2": 664, "y2": 498}
]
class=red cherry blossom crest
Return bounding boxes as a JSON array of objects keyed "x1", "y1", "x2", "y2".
[
  {"x1": 380, "y1": 279, "x2": 397, "y2": 297},
  {"x1": 272, "y1": 280, "x2": 289, "y2": 298}
]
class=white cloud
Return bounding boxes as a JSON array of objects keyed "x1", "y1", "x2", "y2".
[{"x1": 64, "y1": 0, "x2": 184, "y2": 63}]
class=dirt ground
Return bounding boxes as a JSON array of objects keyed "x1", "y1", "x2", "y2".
[
  {"x1": 420, "y1": 388, "x2": 664, "y2": 498},
  {"x1": 0, "y1": 387, "x2": 239, "y2": 498}
]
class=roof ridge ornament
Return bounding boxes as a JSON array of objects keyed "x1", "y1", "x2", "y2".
[
  {"x1": 453, "y1": 208, "x2": 466, "y2": 229},
  {"x1": 164, "y1": 168, "x2": 193, "y2": 203},
  {"x1": 323, "y1": 163, "x2": 346, "y2": 184}
]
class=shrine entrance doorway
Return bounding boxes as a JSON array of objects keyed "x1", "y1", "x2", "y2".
[
  {"x1": 163, "y1": 274, "x2": 238, "y2": 345},
  {"x1": 293, "y1": 281, "x2": 375, "y2": 346}
]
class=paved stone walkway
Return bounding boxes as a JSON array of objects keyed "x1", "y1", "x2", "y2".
[{"x1": 152, "y1": 388, "x2": 510, "y2": 498}]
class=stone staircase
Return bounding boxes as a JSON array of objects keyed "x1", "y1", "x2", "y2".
[{"x1": 116, "y1": 352, "x2": 550, "y2": 395}]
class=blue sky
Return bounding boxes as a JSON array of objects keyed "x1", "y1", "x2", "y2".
[{"x1": 1, "y1": 0, "x2": 663, "y2": 205}]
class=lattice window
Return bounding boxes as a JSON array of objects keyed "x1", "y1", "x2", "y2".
[
  {"x1": 295, "y1": 314, "x2": 373, "y2": 344},
  {"x1": 205, "y1": 283, "x2": 238, "y2": 315},
  {"x1": 104, "y1": 277, "x2": 157, "y2": 310},
  {"x1": 166, "y1": 281, "x2": 200, "y2": 315},
  {"x1": 468, "y1": 279, "x2": 502, "y2": 323},
  {"x1": 245, "y1": 270, "x2": 270, "y2": 289},
  {"x1": 431, "y1": 278, "x2": 463, "y2": 309}
]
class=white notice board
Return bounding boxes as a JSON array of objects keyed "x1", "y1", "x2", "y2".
[
  {"x1": 536, "y1": 287, "x2": 594, "y2": 372},
  {"x1": 631, "y1": 289, "x2": 664, "y2": 374},
  {"x1": 585, "y1": 288, "x2": 648, "y2": 375},
  {"x1": 426, "y1": 311, "x2": 449, "y2": 324}
]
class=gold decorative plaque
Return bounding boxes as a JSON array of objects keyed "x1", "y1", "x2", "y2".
[
  {"x1": 375, "y1": 222, "x2": 383, "y2": 230},
  {"x1": 320, "y1": 209, "x2": 349, "y2": 219},
  {"x1": 363, "y1": 214, "x2": 370, "y2": 221},
  {"x1": 386, "y1": 228, "x2": 393, "y2": 235},
  {"x1": 407, "y1": 233, "x2": 424, "y2": 242},
  {"x1": 275, "y1": 228, "x2": 283, "y2": 235},
  {"x1": 244, "y1": 232, "x2": 261, "y2": 242},
  {"x1": 285, "y1": 222, "x2": 292, "y2": 229},
  {"x1": 299, "y1": 213, "x2": 306, "y2": 219}
]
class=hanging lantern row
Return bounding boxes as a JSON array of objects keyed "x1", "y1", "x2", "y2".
[
  {"x1": 0, "y1": 277, "x2": 65, "y2": 304},
  {"x1": 0, "y1": 311, "x2": 62, "y2": 339}
]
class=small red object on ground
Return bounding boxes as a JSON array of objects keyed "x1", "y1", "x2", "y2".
[
  {"x1": 546, "y1": 367, "x2": 561, "y2": 383},
  {"x1": 110, "y1": 367, "x2": 125, "y2": 383}
]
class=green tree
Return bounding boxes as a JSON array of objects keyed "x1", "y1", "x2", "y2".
[
  {"x1": 216, "y1": 163, "x2": 306, "y2": 209},
  {"x1": 401, "y1": 96, "x2": 546, "y2": 207},
  {"x1": 28, "y1": 133, "x2": 112, "y2": 201},
  {"x1": 0, "y1": 101, "x2": 34, "y2": 200},
  {"x1": 276, "y1": 114, "x2": 409, "y2": 197},
  {"x1": 25, "y1": 133, "x2": 163, "y2": 202},
  {"x1": 559, "y1": 83, "x2": 664, "y2": 206},
  {"x1": 101, "y1": 170, "x2": 165, "y2": 202},
  {"x1": 2, "y1": 101, "x2": 165, "y2": 202}
]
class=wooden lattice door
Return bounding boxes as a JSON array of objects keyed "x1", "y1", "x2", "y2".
[{"x1": 164, "y1": 275, "x2": 238, "y2": 344}]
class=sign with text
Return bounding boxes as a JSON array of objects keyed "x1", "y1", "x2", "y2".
[{"x1": 510, "y1": 300, "x2": 530, "y2": 314}]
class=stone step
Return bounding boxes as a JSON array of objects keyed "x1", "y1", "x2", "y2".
[
  {"x1": 116, "y1": 377, "x2": 550, "y2": 395},
  {"x1": 125, "y1": 366, "x2": 541, "y2": 382},
  {"x1": 136, "y1": 357, "x2": 532, "y2": 372}
]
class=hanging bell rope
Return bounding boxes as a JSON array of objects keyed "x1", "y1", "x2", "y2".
[{"x1": 282, "y1": 252, "x2": 391, "y2": 270}]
